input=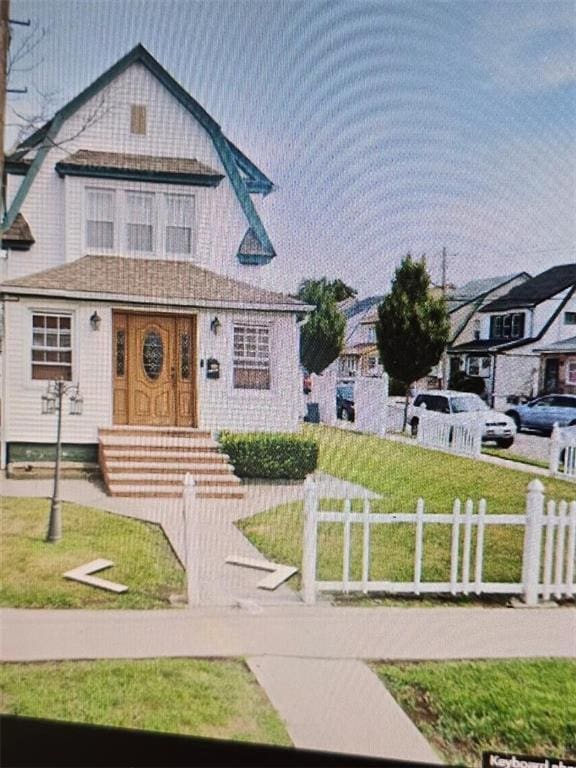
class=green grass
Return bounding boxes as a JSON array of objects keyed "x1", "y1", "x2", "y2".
[
  {"x1": 0, "y1": 497, "x2": 185, "y2": 608},
  {"x1": 0, "y1": 658, "x2": 291, "y2": 747},
  {"x1": 237, "y1": 426, "x2": 576, "y2": 595},
  {"x1": 371, "y1": 659, "x2": 576, "y2": 766},
  {"x1": 482, "y1": 448, "x2": 549, "y2": 469}
]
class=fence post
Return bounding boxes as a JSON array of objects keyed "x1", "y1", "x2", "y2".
[
  {"x1": 522, "y1": 479, "x2": 545, "y2": 606},
  {"x1": 549, "y1": 423, "x2": 561, "y2": 476},
  {"x1": 302, "y1": 475, "x2": 318, "y2": 604},
  {"x1": 182, "y1": 474, "x2": 200, "y2": 607}
]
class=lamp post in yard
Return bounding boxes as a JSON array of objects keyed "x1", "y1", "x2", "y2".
[{"x1": 41, "y1": 380, "x2": 83, "y2": 542}]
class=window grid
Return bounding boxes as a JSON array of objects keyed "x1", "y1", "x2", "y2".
[
  {"x1": 31, "y1": 313, "x2": 72, "y2": 381},
  {"x1": 233, "y1": 325, "x2": 270, "y2": 390}
]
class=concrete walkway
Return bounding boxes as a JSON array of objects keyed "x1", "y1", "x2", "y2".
[
  {"x1": 0, "y1": 472, "x2": 377, "y2": 607},
  {"x1": 247, "y1": 656, "x2": 440, "y2": 763}
]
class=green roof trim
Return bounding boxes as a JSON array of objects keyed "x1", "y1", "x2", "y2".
[
  {"x1": 54, "y1": 164, "x2": 224, "y2": 187},
  {"x1": 2, "y1": 44, "x2": 276, "y2": 259}
]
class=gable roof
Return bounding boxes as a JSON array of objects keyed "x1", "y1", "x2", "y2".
[
  {"x1": 481, "y1": 264, "x2": 576, "y2": 313},
  {"x1": 3, "y1": 44, "x2": 275, "y2": 262},
  {"x1": 1, "y1": 213, "x2": 34, "y2": 249},
  {"x1": 446, "y1": 273, "x2": 530, "y2": 313},
  {"x1": 338, "y1": 295, "x2": 384, "y2": 321},
  {"x1": 534, "y1": 336, "x2": 576, "y2": 354},
  {"x1": 0, "y1": 255, "x2": 308, "y2": 312}
]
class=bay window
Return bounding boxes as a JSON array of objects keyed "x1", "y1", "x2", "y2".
[{"x1": 126, "y1": 192, "x2": 154, "y2": 252}]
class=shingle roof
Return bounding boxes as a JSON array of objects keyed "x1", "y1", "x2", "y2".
[
  {"x1": 339, "y1": 296, "x2": 384, "y2": 321},
  {"x1": 1, "y1": 213, "x2": 35, "y2": 247},
  {"x1": 54, "y1": 150, "x2": 223, "y2": 180},
  {"x1": 341, "y1": 343, "x2": 378, "y2": 356},
  {"x1": 237, "y1": 228, "x2": 270, "y2": 258},
  {"x1": 481, "y1": 265, "x2": 576, "y2": 312},
  {"x1": 534, "y1": 336, "x2": 576, "y2": 354},
  {"x1": 0, "y1": 255, "x2": 308, "y2": 311}
]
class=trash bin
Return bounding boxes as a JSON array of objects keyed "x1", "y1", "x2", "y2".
[{"x1": 305, "y1": 402, "x2": 320, "y2": 423}]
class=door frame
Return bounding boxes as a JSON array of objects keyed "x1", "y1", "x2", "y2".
[{"x1": 112, "y1": 309, "x2": 198, "y2": 427}]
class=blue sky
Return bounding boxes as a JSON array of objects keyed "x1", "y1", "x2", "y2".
[{"x1": 7, "y1": 0, "x2": 576, "y2": 296}]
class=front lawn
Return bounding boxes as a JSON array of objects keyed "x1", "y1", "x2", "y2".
[
  {"x1": 237, "y1": 426, "x2": 576, "y2": 593},
  {"x1": 0, "y1": 497, "x2": 185, "y2": 608},
  {"x1": 0, "y1": 658, "x2": 291, "y2": 747},
  {"x1": 371, "y1": 659, "x2": 576, "y2": 766}
]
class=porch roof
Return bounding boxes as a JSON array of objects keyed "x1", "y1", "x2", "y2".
[
  {"x1": 0, "y1": 255, "x2": 310, "y2": 313},
  {"x1": 534, "y1": 336, "x2": 576, "y2": 354}
]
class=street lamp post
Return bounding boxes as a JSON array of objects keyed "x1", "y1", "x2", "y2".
[{"x1": 41, "y1": 380, "x2": 83, "y2": 543}]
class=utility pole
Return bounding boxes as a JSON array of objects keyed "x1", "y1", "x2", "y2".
[
  {"x1": 441, "y1": 246, "x2": 447, "y2": 295},
  {"x1": 0, "y1": 0, "x2": 10, "y2": 218}
]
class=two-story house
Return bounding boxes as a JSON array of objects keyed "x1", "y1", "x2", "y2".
[
  {"x1": 335, "y1": 295, "x2": 385, "y2": 380},
  {"x1": 448, "y1": 264, "x2": 576, "y2": 409},
  {"x1": 0, "y1": 45, "x2": 310, "y2": 495}
]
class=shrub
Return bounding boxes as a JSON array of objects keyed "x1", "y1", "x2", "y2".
[{"x1": 218, "y1": 432, "x2": 318, "y2": 480}]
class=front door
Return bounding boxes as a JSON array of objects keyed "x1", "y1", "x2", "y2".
[
  {"x1": 113, "y1": 312, "x2": 197, "y2": 426},
  {"x1": 544, "y1": 358, "x2": 559, "y2": 393}
]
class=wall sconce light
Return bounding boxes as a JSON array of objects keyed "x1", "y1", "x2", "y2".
[
  {"x1": 210, "y1": 316, "x2": 221, "y2": 335},
  {"x1": 90, "y1": 311, "x2": 102, "y2": 331}
]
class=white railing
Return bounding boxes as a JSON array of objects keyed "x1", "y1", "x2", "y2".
[
  {"x1": 301, "y1": 476, "x2": 576, "y2": 606},
  {"x1": 416, "y1": 409, "x2": 482, "y2": 458},
  {"x1": 550, "y1": 424, "x2": 576, "y2": 481}
]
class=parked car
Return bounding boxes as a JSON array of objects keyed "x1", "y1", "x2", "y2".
[
  {"x1": 409, "y1": 390, "x2": 516, "y2": 448},
  {"x1": 336, "y1": 383, "x2": 355, "y2": 421},
  {"x1": 505, "y1": 394, "x2": 576, "y2": 435}
]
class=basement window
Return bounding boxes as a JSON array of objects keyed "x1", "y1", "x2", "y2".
[{"x1": 31, "y1": 313, "x2": 72, "y2": 380}]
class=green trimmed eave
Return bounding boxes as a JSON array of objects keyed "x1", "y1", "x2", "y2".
[
  {"x1": 4, "y1": 43, "x2": 276, "y2": 260},
  {"x1": 237, "y1": 252, "x2": 274, "y2": 266},
  {"x1": 226, "y1": 138, "x2": 275, "y2": 196},
  {"x1": 54, "y1": 164, "x2": 225, "y2": 187}
]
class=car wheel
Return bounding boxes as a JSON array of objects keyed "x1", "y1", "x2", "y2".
[
  {"x1": 341, "y1": 408, "x2": 351, "y2": 421},
  {"x1": 496, "y1": 437, "x2": 514, "y2": 449},
  {"x1": 410, "y1": 418, "x2": 419, "y2": 437}
]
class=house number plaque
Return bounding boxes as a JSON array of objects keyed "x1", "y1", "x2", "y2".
[{"x1": 206, "y1": 358, "x2": 220, "y2": 379}]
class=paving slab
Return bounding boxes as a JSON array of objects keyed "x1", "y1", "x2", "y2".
[{"x1": 247, "y1": 656, "x2": 441, "y2": 763}]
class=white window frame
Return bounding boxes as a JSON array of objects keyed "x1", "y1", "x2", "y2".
[
  {"x1": 566, "y1": 360, "x2": 576, "y2": 385},
  {"x1": 31, "y1": 311, "x2": 73, "y2": 382},
  {"x1": 82, "y1": 181, "x2": 196, "y2": 259},
  {"x1": 85, "y1": 187, "x2": 116, "y2": 252},
  {"x1": 125, "y1": 191, "x2": 155, "y2": 254},
  {"x1": 466, "y1": 355, "x2": 492, "y2": 378},
  {"x1": 232, "y1": 323, "x2": 271, "y2": 391},
  {"x1": 564, "y1": 312, "x2": 576, "y2": 326}
]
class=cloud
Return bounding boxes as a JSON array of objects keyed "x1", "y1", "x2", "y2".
[{"x1": 474, "y1": 2, "x2": 576, "y2": 91}]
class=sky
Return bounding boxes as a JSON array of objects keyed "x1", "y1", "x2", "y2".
[{"x1": 6, "y1": 0, "x2": 576, "y2": 297}]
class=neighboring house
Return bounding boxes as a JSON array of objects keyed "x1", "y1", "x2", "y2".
[
  {"x1": 448, "y1": 264, "x2": 576, "y2": 409},
  {"x1": 534, "y1": 336, "x2": 576, "y2": 396},
  {"x1": 336, "y1": 295, "x2": 384, "y2": 380},
  {"x1": 0, "y1": 44, "x2": 310, "y2": 486}
]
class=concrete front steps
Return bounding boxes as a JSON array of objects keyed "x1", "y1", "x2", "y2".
[{"x1": 98, "y1": 426, "x2": 243, "y2": 499}]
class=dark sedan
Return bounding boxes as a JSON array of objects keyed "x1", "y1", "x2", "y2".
[{"x1": 336, "y1": 383, "x2": 355, "y2": 421}]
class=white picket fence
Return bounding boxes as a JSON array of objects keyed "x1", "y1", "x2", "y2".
[
  {"x1": 416, "y1": 409, "x2": 482, "y2": 458},
  {"x1": 301, "y1": 476, "x2": 576, "y2": 606},
  {"x1": 550, "y1": 424, "x2": 576, "y2": 481}
]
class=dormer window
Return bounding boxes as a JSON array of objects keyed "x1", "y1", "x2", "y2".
[
  {"x1": 130, "y1": 104, "x2": 147, "y2": 135},
  {"x1": 489, "y1": 312, "x2": 525, "y2": 340}
]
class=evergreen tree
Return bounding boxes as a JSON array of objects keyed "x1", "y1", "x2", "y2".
[
  {"x1": 297, "y1": 278, "x2": 351, "y2": 374},
  {"x1": 376, "y1": 255, "x2": 450, "y2": 427}
]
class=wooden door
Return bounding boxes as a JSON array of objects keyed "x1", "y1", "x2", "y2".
[{"x1": 113, "y1": 312, "x2": 197, "y2": 426}]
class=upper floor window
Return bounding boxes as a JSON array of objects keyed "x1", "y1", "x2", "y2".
[
  {"x1": 126, "y1": 192, "x2": 154, "y2": 253},
  {"x1": 564, "y1": 311, "x2": 576, "y2": 325},
  {"x1": 86, "y1": 189, "x2": 115, "y2": 250},
  {"x1": 489, "y1": 312, "x2": 525, "y2": 340},
  {"x1": 366, "y1": 326, "x2": 377, "y2": 343},
  {"x1": 130, "y1": 104, "x2": 147, "y2": 135},
  {"x1": 32, "y1": 313, "x2": 72, "y2": 381},
  {"x1": 233, "y1": 324, "x2": 270, "y2": 390},
  {"x1": 165, "y1": 195, "x2": 194, "y2": 255},
  {"x1": 84, "y1": 188, "x2": 195, "y2": 258}
]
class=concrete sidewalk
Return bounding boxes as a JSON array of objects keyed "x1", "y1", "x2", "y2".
[{"x1": 247, "y1": 656, "x2": 441, "y2": 763}]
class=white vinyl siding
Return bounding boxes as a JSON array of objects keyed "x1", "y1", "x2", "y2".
[
  {"x1": 165, "y1": 194, "x2": 194, "y2": 255},
  {"x1": 126, "y1": 192, "x2": 154, "y2": 253},
  {"x1": 233, "y1": 324, "x2": 270, "y2": 390},
  {"x1": 31, "y1": 313, "x2": 72, "y2": 381},
  {"x1": 85, "y1": 189, "x2": 115, "y2": 249}
]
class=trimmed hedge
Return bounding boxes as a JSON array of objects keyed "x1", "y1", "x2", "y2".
[{"x1": 218, "y1": 432, "x2": 318, "y2": 480}]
